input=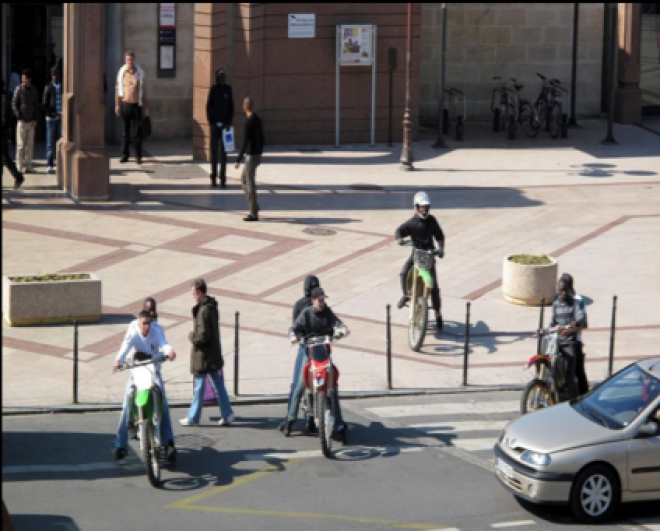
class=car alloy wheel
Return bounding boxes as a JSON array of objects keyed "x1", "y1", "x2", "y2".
[
  {"x1": 580, "y1": 474, "x2": 612, "y2": 517},
  {"x1": 570, "y1": 465, "x2": 619, "y2": 523}
]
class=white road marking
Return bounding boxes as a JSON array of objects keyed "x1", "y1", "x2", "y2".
[
  {"x1": 366, "y1": 401, "x2": 519, "y2": 418},
  {"x1": 448, "y1": 438, "x2": 498, "y2": 452},
  {"x1": 243, "y1": 445, "x2": 426, "y2": 461},
  {"x1": 633, "y1": 519, "x2": 660, "y2": 531},
  {"x1": 491, "y1": 520, "x2": 536, "y2": 528},
  {"x1": 410, "y1": 420, "x2": 509, "y2": 434},
  {"x1": 3, "y1": 459, "x2": 144, "y2": 475}
]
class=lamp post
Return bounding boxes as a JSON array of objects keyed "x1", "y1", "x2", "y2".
[
  {"x1": 569, "y1": 3, "x2": 581, "y2": 127},
  {"x1": 400, "y1": 2, "x2": 414, "y2": 170},
  {"x1": 433, "y1": 3, "x2": 448, "y2": 148},
  {"x1": 601, "y1": 2, "x2": 618, "y2": 145}
]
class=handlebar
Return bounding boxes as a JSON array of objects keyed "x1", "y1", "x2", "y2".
[
  {"x1": 114, "y1": 355, "x2": 170, "y2": 373},
  {"x1": 299, "y1": 332, "x2": 346, "y2": 345},
  {"x1": 399, "y1": 240, "x2": 443, "y2": 256}
]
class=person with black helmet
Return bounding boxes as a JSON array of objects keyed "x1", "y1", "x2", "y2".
[
  {"x1": 395, "y1": 191, "x2": 445, "y2": 330},
  {"x1": 206, "y1": 68, "x2": 234, "y2": 188}
]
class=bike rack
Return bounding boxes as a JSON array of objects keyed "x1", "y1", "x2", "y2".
[{"x1": 448, "y1": 88, "x2": 466, "y2": 141}]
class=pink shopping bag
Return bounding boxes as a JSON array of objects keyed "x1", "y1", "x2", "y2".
[{"x1": 202, "y1": 372, "x2": 220, "y2": 405}]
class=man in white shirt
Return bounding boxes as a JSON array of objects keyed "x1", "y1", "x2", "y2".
[{"x1": 113, "y1": 311, "x2": 176, "y2": 460}]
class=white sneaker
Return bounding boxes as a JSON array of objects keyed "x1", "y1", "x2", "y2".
[
  {"x1": 218, "y1": 413, "x2": 235, "y2": 426},
  {"x1": 46, "y1": 166, "x2": 54, "y2": 174},
  {"x1": 179, "y1": 418, "x2": 198, "y2": 427}
]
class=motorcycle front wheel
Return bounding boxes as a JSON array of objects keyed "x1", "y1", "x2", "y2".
[
  {"x1": 408, "y1": 296, "x2": 428, "y2": 352},
  {"x1": 141, "y1": 421, "x2": 161, "y2": 487},
  {"x1": 520, "y1": 379, "x2": 555, "y2": 414},
  {"x1": 316, "y1": 391, "x2": 333, "y2": 458}
]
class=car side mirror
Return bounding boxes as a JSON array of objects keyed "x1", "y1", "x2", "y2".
[{"x1": 636, "y1": 422, "x2": 659, "y2": 438}]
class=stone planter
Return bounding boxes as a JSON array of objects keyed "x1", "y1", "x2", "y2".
[
  {"x1": 502, "y1": 255, "x2": 558, "y2": 306},
  {"x1": 2, "y1": 273, "x2": 102, "y2": 326}
]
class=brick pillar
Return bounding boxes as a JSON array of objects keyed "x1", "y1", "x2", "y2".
[
  {"x1": 57, "y1": 3, "x2": 110, "y2": 200},
  {"x1": 193, "y1": 3, "x2": 231, "y2": 162},
  {"x1": 615, "y1": 2, "x2": 642, "y2": 124}
]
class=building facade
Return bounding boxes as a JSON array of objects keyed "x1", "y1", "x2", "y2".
[{"x1": 1, "y1": 3, "x2": 657, "y2": 200}]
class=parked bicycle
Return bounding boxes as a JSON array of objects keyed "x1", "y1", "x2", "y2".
[
  {"x1": 532, "y1": 73, "x2": 563, "y2": 139},
  {"x1": 509, "y1": 78, "x2": 539, "y2": 139},
  {"x1": 490, "y1": 76, "x2": 517, "y2": 138},
  {"x1": 443, "y1": 87, "x2": 467, "y2": 141}
]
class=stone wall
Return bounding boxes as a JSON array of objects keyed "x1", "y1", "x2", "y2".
[
  {"x1": 420, "y1": 3, "x2": 605, "y2": 124},
  {"x1": 122, "y1": 2, "x2": 194, "y2": 139}
]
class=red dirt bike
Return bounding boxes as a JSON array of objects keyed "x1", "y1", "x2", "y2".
[{"x1": 301, "y1": 331, "x2": 345, "y2": 458}]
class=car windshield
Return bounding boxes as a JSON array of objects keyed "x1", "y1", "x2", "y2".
[{"x1": 574, "y1": 364, "x2": 660, "y2": 430}]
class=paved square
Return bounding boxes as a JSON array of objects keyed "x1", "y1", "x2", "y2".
[{"x1": 201, "y1": 235, "x2": 276, "y2": 255}]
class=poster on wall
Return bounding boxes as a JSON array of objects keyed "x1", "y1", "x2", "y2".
[
  {"x1": 158, "y1": 3, "x2": 176, "y2": 76},
  {"x1": 288, "y1": 14, "x2": 315, "y2": 38},
  {"x1": 160, "y1": 45, "x2": 174, "y2": 70},
  {"x1": 340, "y1": 25, "x2": 373, "y2": 66},
  {"x1": 159, "y1": 3, "x2": 175, "y2": 27}
]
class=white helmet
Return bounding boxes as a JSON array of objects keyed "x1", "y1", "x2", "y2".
[{"x1": 413, "y1": 191, "x2": 431, "y2": 219}]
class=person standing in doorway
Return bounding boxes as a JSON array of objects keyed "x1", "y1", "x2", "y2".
[
  {"x1": 2, "y1": 79, "x2": 24, "y2": 188},
  {"x1": 180, "y1": 279, "x2": 235, "y2": 427},
  {"x1": 8, "y1": 65, "x2": 21, "y2": 147},
  {"x1": 115, "y1": 51, "x2": 147, "y2": 164},
  {"x1": 11, "y1": 69, "x2": 39, "y2": 174},
  {"x1": 206, "y1": 68, "x2": 234, "y2": 188},
  {"x1": 235, "y1": 97, "x2": 264, "y2": 222},
  {"x1": 43, "y1": 67, "x2": 62, "y2": 174}
]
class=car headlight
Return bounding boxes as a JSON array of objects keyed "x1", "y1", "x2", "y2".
[{"x1": 520, "y1": 450, "x2": 551, "y2": 466}]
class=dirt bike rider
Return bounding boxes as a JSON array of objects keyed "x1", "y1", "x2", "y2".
[
  {"x1": 287, "y1": 287, "x2": 350, "y2": 440},
  {"x1": 548, "y1": 278, "x2": 586, "y2": 401},
  {"x1": 395, "y1": 191, "x2": 445, "y2": 330},
  {"x1": 279, "y1": 275, "x2": 321, "y2": 436},
  {"x1": 112, "y1": 308, "x2": 176, "y2": 461}
]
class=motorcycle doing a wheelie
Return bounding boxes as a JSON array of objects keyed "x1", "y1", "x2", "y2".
[
  {"x1": 520, "y1": 328, "x2": 579, "y2": 414},
  {"x1": 400, "y1": 240, "x2": 443, "y2": 351},
  {"x1": 114, "y1": 353, "x2": 170, "y2": 487},
  {"x1": 300, "y1": 331, "x2": 346, "y2": 458}
]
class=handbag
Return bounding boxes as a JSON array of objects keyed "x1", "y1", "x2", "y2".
[
  {"x1": 201, "y1": 372, "x2": 220, "y2": 405},
  {"x1": 222, "y1": 126, "x2": 235, "y2": 152},
  {"x1": 140, "y1": 115, "x2": 152, "y2": 140}
]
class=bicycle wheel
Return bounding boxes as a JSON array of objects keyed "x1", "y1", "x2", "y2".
[
  {"x1": 534, "y1": 100, "x2": 547, "y2": 131},
  {"x1": 549, "y1": 102, "x2": 561, "y2": 139},
  {"x1": 520, "y1": 101, "x2": 539, "y2": 138},
  {"x1": 408, "y1": 296, "x2": 428, "y2": 352}
]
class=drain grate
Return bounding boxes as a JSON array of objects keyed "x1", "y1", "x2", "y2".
[
  {"x1": 174, "y1": 434, "x2": 218, "y2": 450},
  {"x1": 349, "y1": 183, "x2": 384, "y2": 191},
  {"x1": 303, "y1": 227, "x2": 337, "y2": 236}
]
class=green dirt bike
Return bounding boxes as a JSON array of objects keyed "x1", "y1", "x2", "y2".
[
  {"x1": 401, "y1": 240, "x2": 443, "y2": 351},
  {"x1": 115, "y1": 353, "x2": 169, "y2": 488}
]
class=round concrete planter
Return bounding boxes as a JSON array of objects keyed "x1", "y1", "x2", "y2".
[{"x1": 502, "y1": 255, "x2": 558, "y2": 306}]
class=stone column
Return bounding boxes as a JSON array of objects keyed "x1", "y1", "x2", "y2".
[
  {"x1": 615, "y1": 2, "x2": 642, "y2": 124},
  {"x1": 193, "y1": 3, "x2": 231, "y2": 162},
  {"x1": 57, "y1": 3, "x2": 110, "y2": 200}
]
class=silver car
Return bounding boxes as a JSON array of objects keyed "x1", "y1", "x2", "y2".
[{"x1": 494, "y1": 357, "x2": 660, "y2": 523}]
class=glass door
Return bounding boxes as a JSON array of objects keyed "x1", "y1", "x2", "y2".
[{"x1": 641, "y1": 3, "x2": 660, "y2": 113}]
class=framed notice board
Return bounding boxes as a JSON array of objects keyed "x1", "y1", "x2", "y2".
[{"x1": 157, "y1": 3, "x2": 176, "y2": 78}]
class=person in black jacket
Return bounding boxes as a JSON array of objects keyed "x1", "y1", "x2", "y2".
[
  {"x1": 284, "y1": 287, "x2": 350, "y2": 440},
  {"x1": 206, "y1": 68, "x2": 234, "y2": 188},
  {"x1": 235, "y1": 97, "x2": 265, "y2": 221},
  {"x1": 278, "y1": 275, "x2": 320, "y2": 435},
  {"x1": 43, "y1": 66, "x2": 62, "y2": 174},
  {"x1": 1, "y1": 79, "x2": 24, "y2": 188},
  {"x1": 395, "y1": 191, "x2": 445, "y2": 330}
]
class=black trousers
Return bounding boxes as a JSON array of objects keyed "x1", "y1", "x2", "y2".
[
  {"x1": 400, "y1": 251, "x2": 441, "y2": 313},
  {"x1": 210, "y1": 125, "x2": 227, "y2": 183},
  {"x1": 575, "y1": 341, "x2": 589, "y2": 395},
  {"x1": 121, "y1": 103, "x2": 142, "y2": 158},
  {"x1": 559, "y1": 341, "x2": 579, "y2": 401},
  {"x1": 1, "y1": 135, "x2": 21, "y2": 179}
]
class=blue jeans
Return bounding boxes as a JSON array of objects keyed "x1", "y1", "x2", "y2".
[
  {"x1": 46, "y1": 119, "x2": 61, "y2": 167},
  {"x1": 115, "y1": 376, "x2": 174, "y2": 449},
  {"x1": 187, "y1": 371, "x2": 233, "y2": 423}
]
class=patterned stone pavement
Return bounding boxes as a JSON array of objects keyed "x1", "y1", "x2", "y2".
[{"x1": 2, "y1": 120, "x2": 660, "y2": 407}]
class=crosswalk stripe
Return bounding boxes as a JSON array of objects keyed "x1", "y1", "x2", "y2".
[
  {"x1": 366, "y1": 401, "x2": 519, "y2": 418},
  {"x1": 409, "y1": 420, "x2": 509, "y2": 434},
  {"x1": 491, "y1": 521, "x2": 536, "y2": 528},
  {"x1": 3, "y1": 460, "x2": 144, "y2": 474},
  {"x1": 446, "y1": 438, "x2": 497, "y2": 452},
  {"x1": 633, "y1": 520, "x2": 660, "y2": 531}
]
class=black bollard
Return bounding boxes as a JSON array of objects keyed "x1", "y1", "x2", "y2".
[
  {"x1": 73, "y1": 320, "x2": 79, "y2": 404},
  {"x1": 537, "y1": 298, "x2": 545, "y2": 355},
  {"x1": 561, "y1": 113, "x2": 568, "y2": 138},
  {"x1": 608, "y1": 295, "x2": 617, "y2": 377},
  {"x1": 493, "y1": 108, "x2": 500, "y2": 133},
  {"x1": 456, "y1": 116, "x2": 464, "y2": 141},
  {"x1": 386, "y1": 304, "x2": 392, "y2": 390},
  {"x1": 462, "y1": 302, "x2": 471, "y2": 386},
  {"x1": 234, "y1": 311, "x2": 240, "y2": 396},
  {"x1": 442, "y1": 108, "x2": 450, "y2": 135}
]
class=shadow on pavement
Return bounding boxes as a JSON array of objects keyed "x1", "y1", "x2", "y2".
[{"x1": 429, "y1": 319, "x2": 528, "y2": 356}]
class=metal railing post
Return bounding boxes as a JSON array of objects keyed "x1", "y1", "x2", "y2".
[
  {"x1": 234, "y1": 311, "x2": 240, "y2": 396},
  {"x1": 608, "y1": 295, "x2": 617, "y2": 377},
  {"x1": 73, "y1": 320, "x2": 79, "y2": 404},
  {"x1": 462, "y1": 302, "x2": 471, "y2": 386},
  {"x1": 386, "y1": 304, "x2": 392, "y2": 390}
]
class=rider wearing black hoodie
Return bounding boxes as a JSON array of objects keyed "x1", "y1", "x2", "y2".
[
  {"x1": 206, "y1": 68, "x2": 234, "y2": 188},
  {"x1": 292, "y1": 275, "x2": 320, "y2": 322}
]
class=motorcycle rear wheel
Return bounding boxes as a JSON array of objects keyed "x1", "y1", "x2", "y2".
[
  {"x1": 408, "y1": 296, "x2": 428, "y2": 352},
  {"x1": 520, "y1": 379, "x2": 555, "y2": 414},
  {"x1": 316, "y1": 391, "x2": 333, "y2": 458},
  {"x1": 141, "y1": 421, "x2": 161, "y2": 487}
]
